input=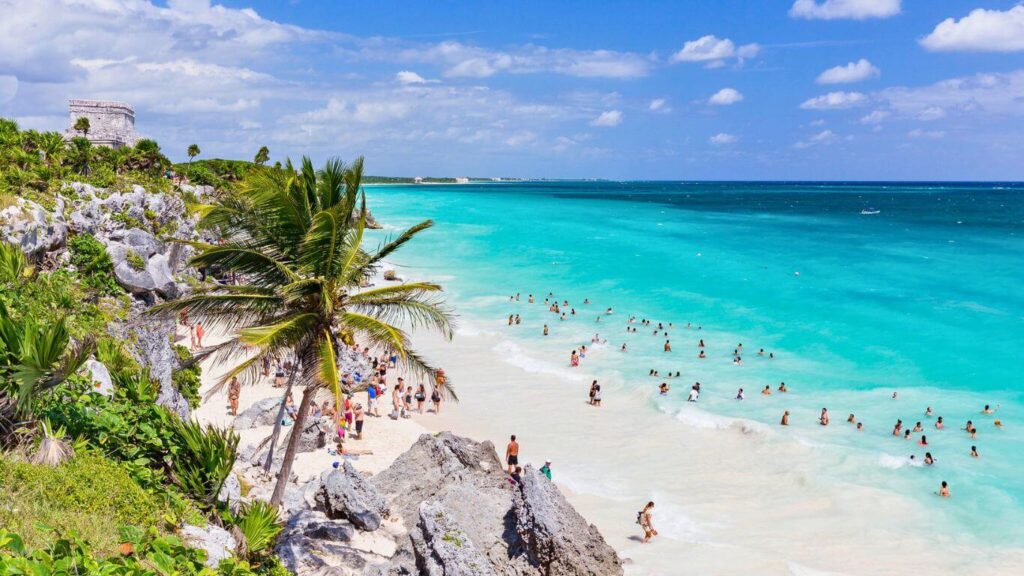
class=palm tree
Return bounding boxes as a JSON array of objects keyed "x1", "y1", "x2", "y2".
[
  {"x1": 73, "y1": 117, "x2": 90, "y2": 139},
  {"x1": 151, "y1": 156, "x2": 453, "y2": 506},
  {"x1": 0, "y1": 243, "x2": 92, "y2": 441},
  {"x1": 38, "y1": 132, "x2": 66, "y2": 168},
  {"x1": 254, "y1": 146, "x2": 269, "y2": 166},
  {"x1": 187, "y1": 143, "x2": 200, "y2": 168}
]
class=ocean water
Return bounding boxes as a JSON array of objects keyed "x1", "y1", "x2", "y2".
[{"x1": 366, "y1": 181, "x2": 1024, "y2": 561}]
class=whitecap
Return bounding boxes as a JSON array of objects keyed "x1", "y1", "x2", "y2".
[{"x1": 491, "y1": 340, "x2": 587, "y2": 383}]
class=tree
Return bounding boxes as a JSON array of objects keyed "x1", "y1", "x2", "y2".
[
  {"x1": 38, "y1": 132, "x2": 67, "y2": 167},
  {"x1": 254, "y1": 146, "x2": 269, "y2": 166},
  {"x1": 187, "y1": 144, "x2": 200, "y2": 166},
  {"x1": 73, "y1": 117, "x2": 90, "y2": 139},
  {"x1": 151, "y1": 156, "x2": 454, "y2": 506}
]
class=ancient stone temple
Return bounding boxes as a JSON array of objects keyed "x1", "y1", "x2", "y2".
[{"x1": 65, "y1": 99, "x2": 138, "y2": 148}]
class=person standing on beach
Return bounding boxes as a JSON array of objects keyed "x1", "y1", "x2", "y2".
[
  {"x1": 415, "y1": 384, "x2": 426, "y2": 413},
  {"x1": 506, "y1": 435, "x2": 519, "y2": 474},
  {"x1": 354, "y1": 403, "x2": 365, "y2": 439},
  {"x1": 639, "y1": 502, "x2": 657, "y2": 543},
  {"x1": 433, "y1": 369, "x2": 446, "y2": 414},
  {"x1": 227, "y1": 376, "x2": 241, "y2": 416},
  {"x1": 195, "y1": 321, "x2": 205, "y2": 348}
]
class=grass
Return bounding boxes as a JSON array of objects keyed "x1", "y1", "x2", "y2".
[{"x1": 0, "y1": 453, "x2": 166, "y2": 555}]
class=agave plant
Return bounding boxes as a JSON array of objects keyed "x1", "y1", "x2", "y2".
[
  {"x1": 152, "y1": 156, "x2": 454, "y2": 506},
  {"x1": 235, "y1": 500, "x2": 282, "y2": 558},
  {"x1": 0, "y1": 241, "x2": 34, "y2": 283},
  {"x1": 168, "y1": 418, "x2": 239, "y2": 511},
  {"x1": 31, "y1": 418, "x2": 74, "y2": 466}
]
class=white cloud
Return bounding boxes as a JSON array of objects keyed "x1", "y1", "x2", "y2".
[
  {"x1": 590, "y1": 110, "x2": 623, "y2": 127},
  {"x1": 875, "y1": 70, "x2": 1024, "y2": 120},
  {"x1": 908, "y1": 129, "x2": 945, "y2": 139},
  {"x1": 809, "y1": 119, "x2": 826, "y2": 126},
  {"x1": 648, "y1": 98, "x2": 671, "y2": 113},
  {"x1": 800, "y1": 91, "x2": 867, "y2": 110},
  {"x1": 859, "y1": 110, "x2": 890, "y2": 124},
  {"x1": 794, "y1": 129, "x2": 838, "y2": 149},
  {"x1": 709, "y1": 133, "x2": 738, "y2": 145},
  {"x1": 708, "y1": 88, "x2": 744, "y2": 106},
  {"x1": 920, "y1": 6, "x2": 1024, "y2": 53},
  {"x1": 670, "y1": 35, "x2": 760, "y2": 67},
  {"x1": 392, "y1": 41, "x2": 653, "y2": 79},
  {"x1": 395, "y1": 70, "x2": 429, "y2": 84},
  {"x1": 816, "y1": 59, "x2": 880, "y2": 84},
  {"x1": 789, "y1": 0, "x2": 901, "y2": 20}
]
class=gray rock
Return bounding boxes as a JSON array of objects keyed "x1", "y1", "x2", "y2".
[
  {"x1": 513, "y1": 466, "x2": 623, "y2": 576},
  {"x1": 276, "y1": 509, "x2": 378, "y2": 576},
  {"x1": 82, "y1": 359, "x2": 114, "y2": 397},
  {"x1": 147, "y1": 253, "x2": 178, "y2": 298},
  {"x1": 316, "y1": 461, "x2": 388, "y2": 531},
  {"x1": 180, "y1": 523, "x2": 237, "y2": 568},
  {"x1": 218, "y1": 471, "x2": 242, "y2": 510},
  {"x1": 120, "y1": 312, "x2": 190, "y2": 419},
  {"x1": 234, "y1": 397, "x2": 284, "y2": 429},
  {"x1": 108, "y1": 242, "x2": 157, "y2": 294},
  {"x1": 0, "y1": 199, "x2": 67, "y2": 255},
  {"x1": 120, "y1": 228, "x2": 161, "y2": 258},
  {"x1": 411, "y1": 500, "x2": 495, "y2": 576}
]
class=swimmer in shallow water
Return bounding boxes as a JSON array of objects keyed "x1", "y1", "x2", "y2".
[
  {"x1": 935, "y1": 416, "x2": 944, "y2": 430},
  {"x1": 778, "y1": 382, "x2": 787, "y2": 392},
  {"x1": 698, "y1": 350, "x2": 706, "y2": 359},
  {"x1": 856, "y1": 422, "x2": 863, "y2": 431},
  {"x1": 659, "y1": 383, "x2": 669, "y2": 395},
  {"x1": 736, "y1": 388, "x2": 745, "y2": 400},
  {"x1": 925, "y1": 406, "x2": 933, "y2": 417},
  {"x1": 913, "y1": 422, "x2": 923, "y2": 432},
  {"x1": 919, "y1": 435, "x2": 928, "y2": 447},
  {"x1": 781, "y1": 411, "x2": 790, "y2": 426},
  {"x1": 938, "y1": 481, "x2": 950, "y2": 498},
  {"x1": 819, "y1": 408, "x2": 830, "y2": 426},
  {"x1": 893, "y1": 419, "x2": 903, "y2": 436},
  {"x1": 971, "y1": 446, "x2": 979, "y2": 458},
  {"x1": 762, "y1": 385, "x2": 771, "y2": 395},
  {"x1": 924, "y1": 452, "x2": 934, "y2": 465},
  {"x1": 982, "y1": 404, "x2": 999, "y2": 414},
  {"x1": 847, "y1": 413, "x2": 855, "y2": 424}
]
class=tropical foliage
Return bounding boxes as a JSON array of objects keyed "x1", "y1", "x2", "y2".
[
  {"x1": 236, "y1": 501, "x2": 282, "y2": 559},
  {"x1": 153, "y1": 156, "x2": 453, "y2": 504},
  {"x1": 168, "y1": 418, "x2": 239, "y2": 512}
]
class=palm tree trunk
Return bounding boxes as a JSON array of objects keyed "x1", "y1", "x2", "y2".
[
  {"x1": 270, "y1": 385, "x2": 317, "y2": 506},
  {"x1": 262, "y1": 351, "x2": 301, "y2": 473}
]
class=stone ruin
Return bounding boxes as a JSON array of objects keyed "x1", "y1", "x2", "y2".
[{"x1": 64, "y1": 99, "x2": 138, "y2": 149}]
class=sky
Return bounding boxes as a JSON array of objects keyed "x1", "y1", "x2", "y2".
[{"x1": 1, "y1": 0, "x2": 1024, "y2": 180}]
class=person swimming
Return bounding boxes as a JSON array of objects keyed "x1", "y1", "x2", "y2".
[
  {"x1": 938, "y1": 481, "x2": 950, "y2": 498},
  {"x1": 778, "y1": 382, "x2": 787, "y2": 392},
  {"x1": 856, "y1": 422, "x2": 863, "y2": 431},
  {"x1": 819, "y1": 408, "x2": 830, "y2": 426},
  {"x1": 847, "y1": 413, "x2": 855, "y2": 424},
  {"x1": 971, "y1": 445, "x2": 979, "y2": 458},
  {"x1": 904, "y1": 429, "x2": 912, "y2": 440},
  {"x1": 925, "y1": 406, "x2": 933, "y2": 417},
  {"x1": 698, "y1": 350, "x2": 706, "y2": 359},
  {"x1": 762, "y1": 385, "x2": 771, "y2": 395},
  {"x1": 924, "y1": 452, "x2": 934, "y2": 465},
  {"x1": 659, "y1": 382, "x2": 669, "y2": 395},
  {"x1": 935, "y1": 416, "x2": 944, "y2": 429},
  {"x1": 893, "y1": 419, "x2": 903, "y2": 436},
  {"x1": 919, "y1": 435, "x2": 928, "y2": 446},
  {"x1": 982, "y1": 404, "x2": 999, "y2": 414},
  {"x1": 781, "y1": 410, "x2": 790, "y2": 426},
  {"x1": 736, "y1": 388, "x2": 745, "y2": 400},
  {"x1": 687, "y1": 386, "x2": 699, "y2": 402},
  {"x1": 913, "y1": 422, "x2": 923, "y2": 432}
]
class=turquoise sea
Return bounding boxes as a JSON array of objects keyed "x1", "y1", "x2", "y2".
[{"x1": 368, "y1": 181, "x2": 1024, "y2": 548}]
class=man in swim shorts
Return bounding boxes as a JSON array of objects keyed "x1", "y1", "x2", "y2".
[{"x1": 506, "y1": 435, "x2": 519, "y2": 473}]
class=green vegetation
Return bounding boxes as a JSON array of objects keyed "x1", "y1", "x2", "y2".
[
  {"x1": 67, "y1": 233, "x2": 121, "y2": 295},
  {"x1": 0, "y1": 454, "x2": 164, "y2": 554},
  {"x1": 236, "y1": 501, "x2": 282, "y2": 559},
  {"x1": 126, "y1": 249, "x2": 147, "y2": 271},
  {"x1": 154, "y1": 156, "x2": 454, "y2": 505},
  {"x1": 173, "y1": 345, "x2": 202, "y2": 408},
  {"x1": 0, "y1": 118, "x2": 172, "y2": 207},
  {"x1": 168, "y1": 418, "x2": 239, "y2": 512},
  {"x1": 0, "y1": 527, "x2": 264, "y2": 575}
]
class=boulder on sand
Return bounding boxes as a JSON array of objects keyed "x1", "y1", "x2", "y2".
[
  {"x1": 233, "y1": 397, "x2": 283, "y2": 429},
  {"x1": 315, "y1": 461, "x2": 388, "y2": 531},
  {"x1": 410, "y1": 500, "x2": 496, "y2": 576}
]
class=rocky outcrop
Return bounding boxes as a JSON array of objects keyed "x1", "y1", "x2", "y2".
[
  {"x1": 0, "y1": 198, "x2": 67, "y2": 256},
  {"x1": 82, "y1": 359, "x2": 114, "y2": 397},
  {"x1": 180, "y1": 523, "x2": 237, "y2": 568},
  {"x1": 316, "y1": 462, "x2": 389, "y2": 531},
  {"x1": 410, "y1": 500, "x2": 496, "y2": 576},
  {"x1": 233, "y1": 397, "x2": 283, "y2": 429},
  {"x1": 116, "y1": 310, "x2": 190, "y2": 419},
  {"x1": 513, "y1": 465, "x2": 621, "y2": 576},
  {"x1": 277, "y1": 509, "x2": 383, "y2": 576}
]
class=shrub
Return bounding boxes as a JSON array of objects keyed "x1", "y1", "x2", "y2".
[
  {"x1": 126, "y1": 250, "x2": 146, "y2": 271},
  {"x1": 236, "y1": 501, "x2": 282, "y2": 558},
  {"x1": 0, "y1": 527, "x2": 259, "y2": 575},
  {"x1": 169, "y1": 419, "x2": 239, "y2": 511},
  {"x1": 0, "y1": 454, "x2": 163, "y2": 554},
  {"x1": 67, "y1": 233, "x2": 121, "y2": 295},
  {"x1": 173, "y1": 345, "x2": 202, "y2": 408}
]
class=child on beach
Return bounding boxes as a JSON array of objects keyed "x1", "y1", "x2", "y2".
[{"x1": 639, "y1": 502, "x2": 657, "y2": 543}]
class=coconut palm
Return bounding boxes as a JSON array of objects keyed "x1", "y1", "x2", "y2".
[
  {"x1": 151, "y1": 156, "x2": 453, "y2": 506},
  {"x1": 73, "y1": 117, "x2": 90, "y2": 138},
  {"x1": 187, "y1": 144, "x2": 200, "y2": 165},
  {"x1": 254, "y1": 146, "x2": 269, "y2": 166},
  {"x1": 38, "y1": 132, "x2": 67, "y2": 168}
]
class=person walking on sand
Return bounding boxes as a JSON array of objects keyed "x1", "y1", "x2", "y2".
[
  {"x1": 195, "y1": 321, "x2": 205, "y2": 348},
  {"x1": 353, "y1": 403, "x2": 365, "y2": 439},
  {"x1": 432, "y1": 369, "x2": 446, "y2": 414},
  {"x1": 415, "y1": 383, "x2": 427, "y2": 413},
  {"x1": 506, "y1": 435, "x2": 520, "y2": 474},
  {"x1": 639, "y1": 501, "x2": 657, "y2": 543},
  {"x1": 227, "y1": 376, "x2": 241, "y2": 416}
]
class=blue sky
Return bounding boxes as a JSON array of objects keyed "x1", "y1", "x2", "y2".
[{"x1": 2, "y1": 0, "x2": 1024, "y2": 180}]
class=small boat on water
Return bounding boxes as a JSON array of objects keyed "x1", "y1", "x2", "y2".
[{"x1": 860, "y1": 208, "x2": 881, "y2": 215}]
